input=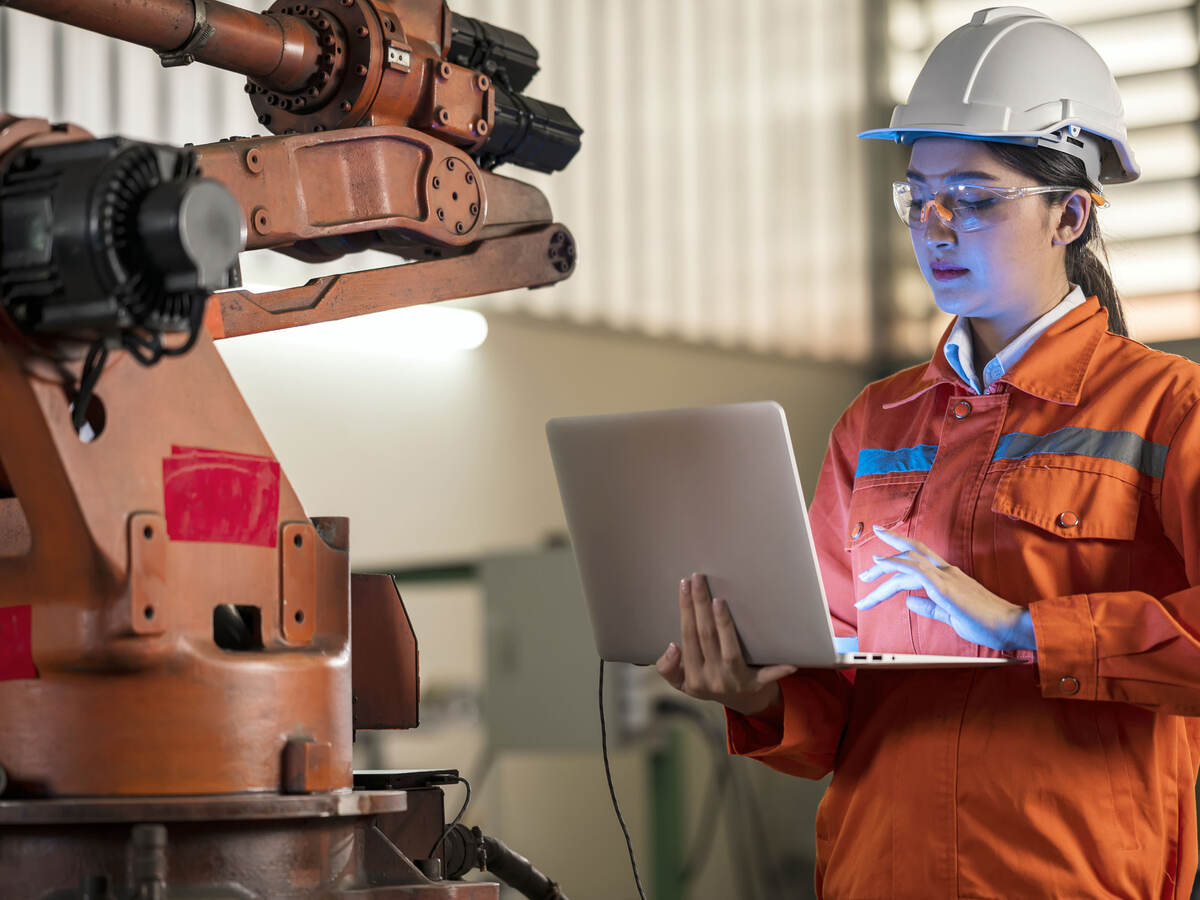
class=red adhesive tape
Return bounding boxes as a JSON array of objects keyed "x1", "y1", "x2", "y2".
[
  {"x1": 163, "y1": 446, "x2": 281, "y2": 547},
  {"x1": 0, "y1": 604, "x2": 37, "y2": 681}
]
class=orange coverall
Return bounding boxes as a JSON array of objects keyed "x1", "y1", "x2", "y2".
[{"x1": 725, "y1": 298, "x2": 1200, "y2": 898}]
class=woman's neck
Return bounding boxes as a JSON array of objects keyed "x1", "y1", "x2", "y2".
[{"x1": 967, "y1": 281, "x2": 1073, "y2": 363}]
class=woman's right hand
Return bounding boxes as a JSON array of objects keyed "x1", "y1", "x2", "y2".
[{"x1": 655, "y1": 572, "x2": 798, "y2": 717}]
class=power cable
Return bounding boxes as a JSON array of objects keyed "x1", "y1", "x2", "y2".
[{"x1": 599, "y1": 659, "x2": 648, "y2": 900}]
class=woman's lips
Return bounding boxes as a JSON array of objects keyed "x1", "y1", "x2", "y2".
[{"x1": 932, "y1": 263, "x2": 969, "y2": 282}]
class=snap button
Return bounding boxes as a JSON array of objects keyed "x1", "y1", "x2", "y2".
[
  {"x1": 953, "y1": 400, "x2": 972, "y2": 419},
  {"x1": 1057, "y1": 511, "x2": 1079, "y2": 529},
  {"x1": 1059, "y1": 676, "x2": 1080, "y2": 695},
  {"x1": 850, "y1": 522, "x2": 864, "y2": 540}
]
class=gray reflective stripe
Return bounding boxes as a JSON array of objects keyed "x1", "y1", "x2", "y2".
[{"x1": 992, "y1": 426, "x2": 1167, "y2": 478}]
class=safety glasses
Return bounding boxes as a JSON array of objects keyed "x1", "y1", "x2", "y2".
[{"x1": 892, "y1": 181, "x2": 1109, "y2": 233}]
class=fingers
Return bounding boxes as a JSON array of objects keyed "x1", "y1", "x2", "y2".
[
  {"x1": 855, "y1": 571, "x2": 923, "y2": 610},
  {"x1": 872, "y1": 526, "x2": 949, "y2": 567},
  {"x1": 753, "y1": 664, "x2": 799, "y2": 688},
  {"x1": 905, "y1": 595, "x2": 951, "y2": 624},
  {"x1": 678, "y1": 577, "x2": 702, "y2": 677},
  {"x1": 655, "y1": 641, "x2": 685, "y2": 690},
  {"x1": 712, "y1": 596, "x2": 746, "y2": 667},
  {"x1": 690, "y1": 573, "x2": 723, "y2": 663}
]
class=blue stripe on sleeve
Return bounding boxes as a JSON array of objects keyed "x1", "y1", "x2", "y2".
[{"x1": 855, "y1": 444, "x2": 938, "y2": 478}]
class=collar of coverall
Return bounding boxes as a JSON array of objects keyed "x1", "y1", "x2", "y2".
[{"x1": 882, "y1": 297, "x2": 1109, "y2": 409}]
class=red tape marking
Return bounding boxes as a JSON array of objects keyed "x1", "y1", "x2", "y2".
[
  {"x1": 163, "y1": 447, "x2": 281, "y2": 547},
  {"x1": 0, "y1": 605, "x2": 37, "y2": 681}
]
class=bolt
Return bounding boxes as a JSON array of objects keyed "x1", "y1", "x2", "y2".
[
  {"x1": 340, "y1": 100, "x2": 352, "y2": 111},
  {"x1": 340, "y1": 0, "x2": 353, "y2": 6},
  {"x1": 432, "y1": 176, "x2": 441, "y2": 189},
  {"x1": 245, "y1": 149, "x2": 263, "y2": 173},
  {"x1": 446, "y1": 158, "x2": 456, "y2": 171},
  {"x1": 266, "y1": 94, "x2": 278, "y2": 106},
  {"x1": 469, "y1": 202, "x2": 479, "y2": 215},
  {"x1": 434, "y1": 106, "x2": 451, "y2": 125},
  {"x1": 476, "y1": 74, "x2": 490, "y2": 92},
  {"x1": 253, "y1": 207, "x2": 271, "y2": 235},
  {"x1": 258, "y1": 113, "x2": 271, "y2": 125},
  {"x1": 356, "y1": 25, "x2": 368, "y2": 37},
  {"x1": 465, "y1": 171, "x2": 474, "y2": 185},
  {"x1": 438, "y1": 61, "x2": 453, "y2": 80},
  {"x1": 455, "y1": 221, "x2": 465, "y2": 234},
  {"x1": 437, "y1": 208, "x2": 445, "y2": 221},
  {"x1": 243, "y1": 82, "x2": 254, "y2": 93},
  {"x1": 475, "y1": 119, "x2": 489, "y2": 136},
  {"x1": 355, "y1": 64, "x2": 368, "y2": 76}
]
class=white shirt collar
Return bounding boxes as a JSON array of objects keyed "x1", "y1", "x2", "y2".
[{"x1": 943, "y1": 285, "x2": 1086, "y2": 395}]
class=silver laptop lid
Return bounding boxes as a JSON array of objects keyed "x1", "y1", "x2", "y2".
[{"x1": 546, "y1": 402, "x2": 839, "y2": 666}]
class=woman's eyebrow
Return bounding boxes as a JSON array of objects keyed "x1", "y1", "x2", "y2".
[{"x1": 905, "y1": 170, "x2": 1000, "y2": 183}]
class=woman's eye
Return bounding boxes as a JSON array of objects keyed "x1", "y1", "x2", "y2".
[{"x1": 957, "y1": 198, "x2": 996, "y2": 211}]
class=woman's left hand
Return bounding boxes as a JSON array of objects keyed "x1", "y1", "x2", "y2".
[{"x1": 856, "y1": 525, "x2": 1037, "y2": 652}]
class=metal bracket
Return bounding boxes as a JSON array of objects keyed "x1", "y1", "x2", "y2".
[{"x1": 158, "y1": 0, "x2": 215, "y2": 68}]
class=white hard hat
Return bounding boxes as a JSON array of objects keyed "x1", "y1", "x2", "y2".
[{"x1": 859, "y1": 7, "x2": 1139, "y2": 185}]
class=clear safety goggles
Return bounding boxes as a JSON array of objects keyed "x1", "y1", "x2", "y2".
[{"x1": 892, "y1": 181, "x2": 1109, "y2": 233}]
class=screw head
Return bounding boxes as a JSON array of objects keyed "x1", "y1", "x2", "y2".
[
  {"x1": 432, "y1": 176, "x2": 441, "y2": 189},
  {"x1": 355, "y1": 64, "x2": 368, "y2": 76},
  {"x1": 340, "y1": 100, "x2": 352, "y2": 111},
  {"x1": 356, "y1": 25, "x2": 368, "y2": 37},
  {"x1": 437, "y1": 208, "x2": 445, "y2": 221}
]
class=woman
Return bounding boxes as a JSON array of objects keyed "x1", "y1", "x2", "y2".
[{"x1": 656, "y1": 8, "x2": 1200, "y2": 899}]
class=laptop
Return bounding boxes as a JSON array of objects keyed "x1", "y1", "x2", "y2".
[{"x1": 546, "y1": 401, "x2": 1023, "y2": 669}]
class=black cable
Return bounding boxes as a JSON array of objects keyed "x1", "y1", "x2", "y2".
[
  {"x1": 599, "y1": 659, "x2": 647, "y2": 900},
  {"x1": 429, "y1": 775, "x2": 472, "y2": 859},
  {"x1": 72, "y1": 339, "x2": 109, "y2": 433}
]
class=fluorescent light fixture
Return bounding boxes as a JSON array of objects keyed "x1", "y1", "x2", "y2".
[{"x1": 216, "y1": 285, "x2": 489, "y2": 357}]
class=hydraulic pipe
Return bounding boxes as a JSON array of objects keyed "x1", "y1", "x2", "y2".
[{"x1": 6, "y1": 0, "x2": 321, "y2": 92}]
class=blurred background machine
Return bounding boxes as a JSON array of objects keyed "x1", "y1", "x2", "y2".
[{"x1": 0, "y1": 0, "x2": 579, "y2": 896}]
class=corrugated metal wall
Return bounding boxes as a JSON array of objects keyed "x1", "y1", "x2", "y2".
[
  {"x1": 884, "y1": 0, "x2": 1200, "y2": 349},
  {"x1": 0, "y1": 0, "x2": 873, "y2": 361}
]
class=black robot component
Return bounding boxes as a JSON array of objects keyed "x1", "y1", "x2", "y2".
[
  {"x1": 0, "y1": 136, "x2": 243, "y2": 340},
  {"x1": 447, "y1": 12, "x2": 540, "y2": 92},
  {"x1": 0, "y1": 136, "x2": 244, "y2": 429},
  {"x1": 447, "y1": 12, "x2": 582, "y2": 175},
  {"x1": 477, "y1": 88, "x2": 582, "y2": 174}
]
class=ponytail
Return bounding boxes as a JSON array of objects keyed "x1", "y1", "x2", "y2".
[
  {"x1": 984, "y1": 142, "x2": 1128, "y2": 338},
  {"x1": 1066, "y1": 236, "x2": 1126, "y2": 337}
]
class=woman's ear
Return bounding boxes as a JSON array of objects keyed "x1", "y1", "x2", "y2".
[{"x1": 1051, "y1": 190, "x2": 1091, "y2": 246}]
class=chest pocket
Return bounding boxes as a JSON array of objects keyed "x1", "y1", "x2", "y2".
[
  {"x1": 991, "y1": 464, "x2": 1142, "y2": 597},
  {"x1": 844, "y1": 478, "x2": 923, "y2": 653}
]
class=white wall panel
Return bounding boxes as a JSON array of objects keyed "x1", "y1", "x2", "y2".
[{"x1": 0, "y1": 0, "x2": 871, "y2": 360}]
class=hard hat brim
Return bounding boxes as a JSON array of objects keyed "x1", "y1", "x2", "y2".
[{"x1": 857, "y1": 127, "x2": 1139, "y2": 185}]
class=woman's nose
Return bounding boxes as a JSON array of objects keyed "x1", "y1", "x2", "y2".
[{"x1": 922, "y1": 211, "x2": 957, "y2": 247}]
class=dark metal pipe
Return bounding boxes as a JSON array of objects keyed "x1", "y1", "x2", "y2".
[{"x1": 6, "y1": 0, "x2": 321, "y2": 91}]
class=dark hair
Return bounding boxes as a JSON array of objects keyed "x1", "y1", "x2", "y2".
[{"x1": 982, "y1": 142, "x2": 1127, "y2": 337}]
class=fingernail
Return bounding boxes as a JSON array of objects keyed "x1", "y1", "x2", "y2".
[
  {"x1": 713, "y1": 596, "x2": 724, "y2": 610},
  {"x1": 681, "y1": 578, "x2": 691, "y2": 594},
  {"x1": 667, "y1": 642, "x2": 678, "y2": 656}
]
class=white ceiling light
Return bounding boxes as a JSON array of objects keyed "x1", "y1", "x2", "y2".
[{"x1": 214, "y1": 287, "x2": 489, "y2": 358}]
